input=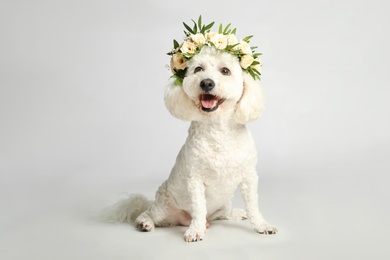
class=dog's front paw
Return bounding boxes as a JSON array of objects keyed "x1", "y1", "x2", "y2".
[
  {"x1": 254, "y1": 223, "x2": 278, "y2": 235},
  {"x1": 184, "y1": 228, "x2": 204, "y2": 242}
]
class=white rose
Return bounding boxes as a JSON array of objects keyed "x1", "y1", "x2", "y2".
[
  {"x1": 240, "y1": 55, "x2": 254, "y2": 69},
  {"x1": 238, "y1": 41, "x2": 252, "y2": 54},
  {"x1": 170, "y1": 54, "x2": 186, "y2": 72},
  {"x1": 205, "y1": 31, "x2": 216, "y2": 40},
  {"x1": 226, "y1": 34, "x2": 238, "y2": 46},
  {"x1": 180, "y1": 41, "x2": 197, "y2": 55},
  {"x1": 191, "y1": 33, "x2": 206, "y2": 46},
  {"x1": 210, "y1": 34, "x2": 228, "y2": 50}
]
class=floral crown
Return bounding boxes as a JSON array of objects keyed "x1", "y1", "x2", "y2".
[{"x1": 168, "y1": 16, "x2": 262, "y2": 86}]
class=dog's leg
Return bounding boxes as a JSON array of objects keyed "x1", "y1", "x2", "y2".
[
  {"x1": 135, "y1": 205, "x2": 177, "y2": 231},
  {"x1": 135, "y1": 207, "x2": 157, "y2": 232},
  {"x1": 135, "y1": 197, "x2": 179, "y2": 231},
  {"x1": 184, "y1": 179, "x2": 207, "y2": 242},
  {"x1": 239, "y1": 174, "x2": 278, "y2": 235},
  {"x1": 136, "y1": 181, "x2": 191, "y2": 231}
]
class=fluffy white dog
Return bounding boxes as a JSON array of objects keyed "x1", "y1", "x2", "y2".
[{"x1": 102, "y1": 46, "x2": 277, "y2": 242}]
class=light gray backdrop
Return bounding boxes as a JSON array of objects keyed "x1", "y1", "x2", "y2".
[{"x1": 1, "y1": 0, "x2": 389, "y2": 259}]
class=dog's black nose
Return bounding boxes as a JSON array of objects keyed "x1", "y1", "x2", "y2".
[{"x1": 200, "y1": 79, "x2": 215, "y2": 92}]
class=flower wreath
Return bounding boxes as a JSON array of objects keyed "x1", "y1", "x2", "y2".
[{"x1": 168, "y1": 16, "x2": 262, "y2": 86}]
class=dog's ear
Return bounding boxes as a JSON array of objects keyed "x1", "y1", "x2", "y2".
[
  {"x1": 164, "y1": 82, "x2": 200, "y2": 121},
  {"x1": 234, "y1": 73, "x2": 264, "y2": 124}
]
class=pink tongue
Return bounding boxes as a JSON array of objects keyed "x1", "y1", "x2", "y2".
[{"x1": 201, "y1": 99, "x2": 218, "y2": 109}]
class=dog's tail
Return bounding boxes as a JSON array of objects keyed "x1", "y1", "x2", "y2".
[{"x1": 98, "y1": 194, "x2": 153, "y2": 223}]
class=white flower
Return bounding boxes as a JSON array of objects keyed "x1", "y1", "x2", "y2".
[
  {"x1": 226, "y1": 34, "x2": 238, "y2": 46},
  {"x1": 180, "y1": 41, "x2": 197, "y2": 55},
  {"x1": 210, "y1": 34, "x2": 228, "y2": 50},
  {"x1": 240, "y1": 55, "x2": 254, "y2": 69},
  {"x1": 170, "y1": 54, "x2": 186, "y2": 72},
  {"x1": 191, "y1": 33, "x2": 206, "y2": 46},
  {"x1": 238, "y1": 41, "x2": 252, "y2": 54},
  {"x1": 205, "y1": 31, "x2": 216, "y2": 40}
]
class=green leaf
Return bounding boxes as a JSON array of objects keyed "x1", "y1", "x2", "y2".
[
  {"x1": 198, "y1": 15, "x2": 202, "y2": 30},
  {"x1": 172, "y1": 69, "x2": 187, "y2": 86},
  {"x1": 174, "y1": 78, "x2": 182, "y2": 86},
  {"x1": 183, "y1": 22, "x2": 194, "y2": 34},
  {"x1": 231, "y1": 28, "x2": 237, "y2": 34},
  {"x1": 173, "y1": 39, "x2": 179, "y2": 49},
  {"x1": 225, "y1": 43, "x2": 240, "y2": 51},
  {"x1": 253, "y1": 52, "x2": 262, "y2": 58},
  {"x1": 208, "y1": 41, "x2": 216, "y2": 49},
  {"x1": 252, "y1": 68, "x2": 261, "y2": 75},
  {"x1": 223, "y1": 23, "x2": 231, "y2": 34},
  {"x1": 204, "y1": 22, "x2": 215, "y2": 31},
  {"x1": 191, "y1": 19, "x2": 198, "y2": 34},
  {"x1": 251, "y1": 60, "x2": 260, "y2": 65},
  {"x1": 249, "y1": 69, "x2": 256, "y2": 78},
  {"x1": 218, "y1": 23, "x2": 223, "y2": 34},
  {"x1": 242, "y1": 35, "x2": 253, "y2": 42}
]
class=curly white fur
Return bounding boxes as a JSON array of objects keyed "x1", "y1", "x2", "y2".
[{"x1": 103, "y1": 47, "x2": 277, "y2": 242}]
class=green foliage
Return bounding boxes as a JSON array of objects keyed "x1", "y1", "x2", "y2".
[
  {"x1": 168, "y1": 16, "x2": 262, "y2": 85},
  {"x1": 242, "y1": 35, "x2": 253, "y2": 43},
  {"x1": 218, "y1": 22, "x2": 236, "y2": 35},
  {"x1": 183, "y1": 15, "x2": 215, "y2": 36},
  {"x1": 173, "y1": 39, "x2": 179, "y2": 49}
]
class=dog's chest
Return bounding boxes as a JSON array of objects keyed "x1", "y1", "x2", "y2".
[{"x1": 186, "y1": 123, "x2": 256, "y2": 169}]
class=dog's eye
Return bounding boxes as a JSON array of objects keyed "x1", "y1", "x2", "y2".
[
  {"x1": 194, "y1": 66, "x2": 203, "y2": 73},
  {"x1": 220, "y1": 67, "x2": 231, "y2": 76}
]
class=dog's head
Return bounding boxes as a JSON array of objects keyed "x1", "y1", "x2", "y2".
[{"x1": 165, "y1": 46, "x2": 264, "y2": 123}]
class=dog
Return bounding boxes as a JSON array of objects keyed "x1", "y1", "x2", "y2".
[{"x1": 101, "y1": 45, "x2": 277, "y2": 242}]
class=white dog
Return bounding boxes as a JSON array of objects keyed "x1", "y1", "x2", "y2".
[{"x1": 102, "y1": 46, "x2": 277, "y2": 242}]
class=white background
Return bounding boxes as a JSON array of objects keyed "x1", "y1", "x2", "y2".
[{"x1": 1, "y1": 0, "x2": 389, "y2": 259}]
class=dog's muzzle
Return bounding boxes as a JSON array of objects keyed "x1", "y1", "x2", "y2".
[{"x1": 198, "y1": 79, "x2": 225, "y2": 112}]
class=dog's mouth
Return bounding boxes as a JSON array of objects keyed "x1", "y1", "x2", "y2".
[{"x1": 199, "y1": 94, "x2": 226, "y2": 112}]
